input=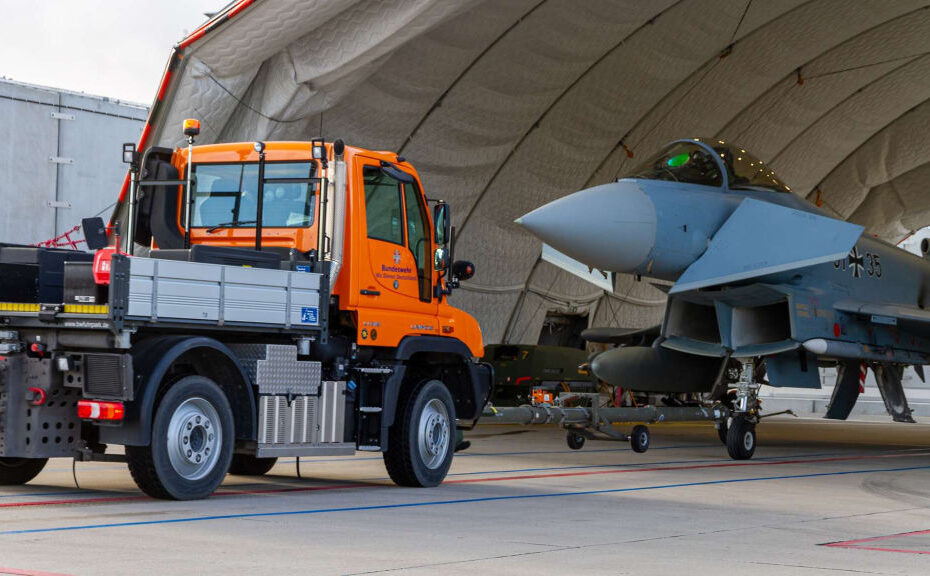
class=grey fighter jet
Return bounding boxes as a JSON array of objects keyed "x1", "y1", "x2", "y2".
[{"x1": 517, "y1": 138, "x2": 926, "y2": 457}]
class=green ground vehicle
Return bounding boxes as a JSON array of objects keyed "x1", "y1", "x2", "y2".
[{"x1": 483, "y1": 344, "x2": 597, "y2": 406}]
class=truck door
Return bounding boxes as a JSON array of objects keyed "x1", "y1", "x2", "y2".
[{"x1": 356, "y1": 157, "x2": 438, "y2": 341}]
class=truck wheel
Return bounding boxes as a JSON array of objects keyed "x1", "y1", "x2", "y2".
[
  {"x1": 726, "y1": 416, "x2": 756, "y2": 460},
  {"x1": 127, "y1": 375, "x2": 234, "y2": 500},
  {"x1": 228, "y1": 454, "x2": 277, "y2": 476},
  {"x1": 383, "y1": 379, "x2": 455, "y2": 487},
  {"x1": 0, "y1": 457, "x2": 48, "y2": 485}
]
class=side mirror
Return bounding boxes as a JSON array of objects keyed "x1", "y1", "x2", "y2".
[
  {"x1": 433, "y1": 202, "x2": 450, "y2": 245},
  {"x1": 82, "y1": 217, "x2": 109, "y2": 250},
  {"x1": 434, "y1": 247, "x2": 450, "y2": 271},
  {"x1": 452, "y1": 260, "x2": 475, "y2": 281}
]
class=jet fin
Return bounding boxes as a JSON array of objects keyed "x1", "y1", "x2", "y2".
[
  {"x1": 873, "y1": 364, "x2": 915, "y2": 423},
  {"x1": 824, "y1": 360, "x2": 862, "y2": 420},
  {"x1": 670, "y1": 198, "x2": 863, "y2": 294}
]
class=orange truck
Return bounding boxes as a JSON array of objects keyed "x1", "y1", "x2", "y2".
[{"x1": 0, "y1": 121, "x2": 492, "y2": 500}]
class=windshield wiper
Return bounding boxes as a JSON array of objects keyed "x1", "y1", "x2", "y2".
[{"x1": 206, "y1": 220, "x2": 257, "y2": 233}]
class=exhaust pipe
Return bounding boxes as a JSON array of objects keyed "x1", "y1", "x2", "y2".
[{"x1": 328, "y1": 140, "x2": 346, "y2": 290}]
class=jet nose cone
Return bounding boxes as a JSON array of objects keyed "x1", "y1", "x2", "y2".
[{"x1": 517, "y1": 181, "x2": 656, "y2": 273}]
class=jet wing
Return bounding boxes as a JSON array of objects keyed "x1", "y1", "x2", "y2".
[
  {"x1": 670, "y1": 198, "x2": 863, "y2": 294},
  {"x1": 581, "y1": 325, "x2": 661, "y2": 345},
  {"x1": 834, "y1": 299, "x2": 930, "y2": 338}
]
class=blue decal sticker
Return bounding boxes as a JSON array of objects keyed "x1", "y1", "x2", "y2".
[
  {"x1": 295, "y1": 264, "x2": 312, "y2": 273},
  {"x1": 300, "y1": 307, "x2": 319, "y2": 324}
]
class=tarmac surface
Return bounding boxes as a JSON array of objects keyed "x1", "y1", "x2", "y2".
[{"x1": 2, "y1": 417, "x2": 930, "y2": 575}]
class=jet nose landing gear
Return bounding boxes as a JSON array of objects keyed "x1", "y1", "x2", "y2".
[{"x1": 725, "y1": 359, "x2": 762, "y2": 460}]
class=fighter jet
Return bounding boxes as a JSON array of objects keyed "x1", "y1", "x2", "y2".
[{"x1": 517, "y1": 138, "x2": 926, "y2": 457}]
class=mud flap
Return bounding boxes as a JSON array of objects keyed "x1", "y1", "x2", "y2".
[
  {"x1": 873, "y1": 364, "x2": 915, "y2": 423},
  {"x1": 824, "y1": 360, "x2": 861, "y2": 420}
]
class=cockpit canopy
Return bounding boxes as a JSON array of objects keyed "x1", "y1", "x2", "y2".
[{"x1": 627, "y1": 138, "x2": 792, "y2": 194}]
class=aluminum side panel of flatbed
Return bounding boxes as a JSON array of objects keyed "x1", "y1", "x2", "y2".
[{"x1": 126, "y1": 257, "x2": 323, "y2": 331}]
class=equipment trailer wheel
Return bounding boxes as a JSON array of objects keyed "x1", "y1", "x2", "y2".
[
  {"x1": 566, "y1": 431, "x2": 586, "y2": 450},
  {"x1": 0, "y1": 457, "x2": 48, "y2": 485},
  {"x1": 127, "y1": 376, "x2": 234, "y2": 500},
  {"x1": 630, "y1": 425, "x2": 650, "y2": 453},
  {"x1": 228, "y1": 454, "x2": 277, "y2": 476},
  {"x1": 384, "y1": 379, "x2": 455, "y2": 487},
  {"x1": 726, "y1": 416, "x2": 756, "y2": 460}
]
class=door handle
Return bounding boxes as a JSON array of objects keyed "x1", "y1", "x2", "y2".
[{"x1": 360, "y1": 289, "x2": 381, "y2": 296}]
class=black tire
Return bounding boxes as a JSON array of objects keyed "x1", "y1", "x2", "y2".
[
  {"x1": 566, "y1": 431, "x2": 586, "y2": 450},
  {"x1": 716, "y1": 421, "x2": 728, "y2": 445},
  {"x1": 127, "y1": 375, "x2": 234, "y2": 500},
  {"x1": 228, "y1": 454, "x2": 277, "y2": 476},
  {"x1": 0, "y1": 457, "x2": 48, "y2": 485},
  {"x1": 630, "y1": 424, "x2": 650, "y2": 453},
  {"x1": 726, "y1": 416, "x2": 756, "y2": 460},
  {"x1": 383, "y1": 379, "x2": 455, "y2": 487}
]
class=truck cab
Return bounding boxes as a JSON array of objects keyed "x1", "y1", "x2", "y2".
[
  {"x1": 125, "y1": 139, "x2": 483, "y2": 356},
  {"x1": 0, "y1": 128, "x2": 492, "y2": 499}
]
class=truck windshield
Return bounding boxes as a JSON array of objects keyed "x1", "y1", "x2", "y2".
[{"x1": 192, "y1": 161, "x2": 317, "y2": 228}]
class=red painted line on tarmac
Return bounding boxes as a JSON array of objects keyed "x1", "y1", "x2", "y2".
[
  {"x1": 0, "y1": 567, "x2": 73, "y2": 576},
  {"x1": 823, "y1": 528, "x2": 930, "y2": 554},
  {"x1": 824, "y1": 527, "x2": 930, "y2": 546},
  {"x1": 825, "y1": 544, "x2": 930, "y2": 555},
  {"x1": 0, "y1": 482, "x2": 372, "y2": 509},
  {"x1": 1, "y1": 450, "x2": 926, "y2": 509},
  {"x1": 0, "y1": 495, "x2": 147, "y2": 509},
  {"x1": 443, "y1": 450, "x2": 930, "y2": 485}
]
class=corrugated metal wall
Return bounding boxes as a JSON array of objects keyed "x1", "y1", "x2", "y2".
[{"x1": 0, "y1": 79, "x2": 146, "y2": 246}]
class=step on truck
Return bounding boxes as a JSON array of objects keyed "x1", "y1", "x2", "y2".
[{"x1": 0, "y1": 121, "x2": 492, "y2": 499}]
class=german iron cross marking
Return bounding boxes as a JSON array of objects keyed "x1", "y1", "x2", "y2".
[{"x1": 848, "y1": 246, "x2": 864, "y2": 278}]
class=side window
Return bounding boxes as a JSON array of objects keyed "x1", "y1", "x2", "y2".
[
  {"x1": 363, "y1": 167, "x2": 404, "y2": 244},
  {"x1": 403, "y1": 180, "x2": 431, "y2": 302}
]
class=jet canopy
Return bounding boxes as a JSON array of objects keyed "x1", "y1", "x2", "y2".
[{"x1": 627, "y1": 138, "x2": 792, "y2": 194}]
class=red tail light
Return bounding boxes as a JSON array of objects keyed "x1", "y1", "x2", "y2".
[{"x1": 77, "y1": 400, "x2": 125, "y2": 421}]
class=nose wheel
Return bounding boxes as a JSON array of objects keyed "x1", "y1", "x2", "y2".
[{"x1": 726, "y1": 416, "x2": 756, "y2": 460}]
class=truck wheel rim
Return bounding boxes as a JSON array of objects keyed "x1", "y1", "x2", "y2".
[
  {"x1": 418, "y1": 398, "x2": 450, "y2": 470},
  {"x1": 166, "y1": 397, "x2": 222, "y2": 481}
]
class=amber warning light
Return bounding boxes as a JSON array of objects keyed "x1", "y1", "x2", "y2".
[{"x1": 183, "y1": 118, "x2": 201, "y2": 137}]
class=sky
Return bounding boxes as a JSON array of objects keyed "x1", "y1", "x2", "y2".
[{"x1": 0, "y1": 0, "x2": 227, "y2": 105}]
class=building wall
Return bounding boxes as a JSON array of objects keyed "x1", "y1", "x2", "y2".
[{"x1": 0, "y1": 79, "x2": 147, "y2": 246}]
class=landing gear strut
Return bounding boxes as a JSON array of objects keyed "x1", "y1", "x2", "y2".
[{"x1": 726, "y1": 360, "x2": 761, "y2": 460}]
